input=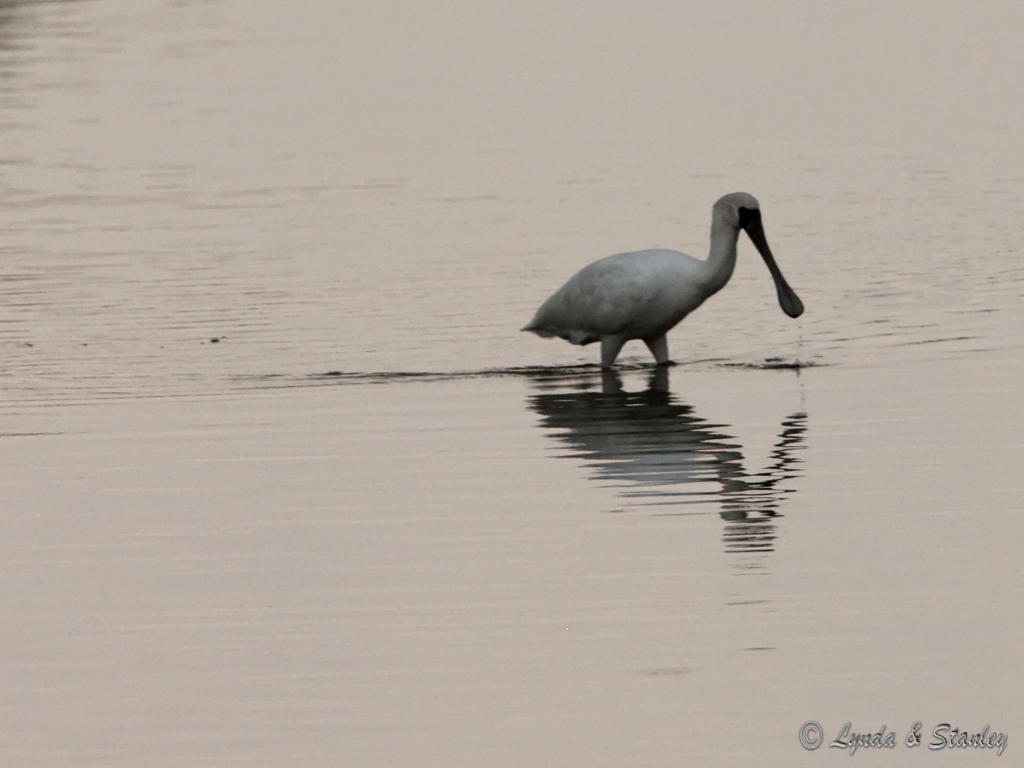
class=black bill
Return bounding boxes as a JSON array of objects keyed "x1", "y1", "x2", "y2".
[{"x1": 739, "y1": 208, "x2": 804, "y2": 318}]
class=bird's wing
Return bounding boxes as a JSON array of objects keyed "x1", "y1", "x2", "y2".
[{"x1": 528, "y1": 253, "x2": 660, "y2": 338}]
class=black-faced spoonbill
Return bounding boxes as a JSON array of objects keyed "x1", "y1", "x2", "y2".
[{"x1": 522, "y1": 192, "x2": 804, "y2": 368}]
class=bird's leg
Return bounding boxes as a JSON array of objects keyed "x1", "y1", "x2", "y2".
[
  {"x1": 643, "y1": 334, "x2": 674, "y2": 366},
  {"x1": 600, "y1": 335, "x2": 626, "y2": 369},
  {"x1": 600, "y1": 369, "x2": 624, "y2": 393},
  {"x1": 647, "y1": 366, "x2": 670, "y2": 392}
]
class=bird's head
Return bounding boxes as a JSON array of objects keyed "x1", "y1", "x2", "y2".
[
  {"x1": 713, "y1": 191, "x2": 804, "y2": 319},
  {"x1": 713, "y1": 191, "x2": 761, "y2": 230}
]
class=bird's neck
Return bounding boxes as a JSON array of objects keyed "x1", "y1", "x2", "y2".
[{"x1": 702, "y1": 222, "x2": 740, "y2": 293}]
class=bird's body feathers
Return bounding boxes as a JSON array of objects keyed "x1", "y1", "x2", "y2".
[{"x1": 523, "y1": 249, "x2": 713, "y2": 345}]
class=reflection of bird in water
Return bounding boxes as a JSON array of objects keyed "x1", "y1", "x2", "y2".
[{"x1": 527, "y1": 368, "x2": 807, "y2": 554}]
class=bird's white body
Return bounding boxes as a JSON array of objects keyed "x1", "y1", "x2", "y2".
[
  {"x1": 527, "y1": 248, "x2": 728, "y2": 344},
  {"x1": 522, "y1": 192, "x2": 802, "y2": 367}
]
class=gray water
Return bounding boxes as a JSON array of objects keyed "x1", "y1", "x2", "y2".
[{"x1": 2, "y1": 1, "x2": 1022, "y2": 765}]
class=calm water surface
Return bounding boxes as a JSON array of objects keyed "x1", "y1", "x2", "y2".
[{"x1": 1, "y1": 1, "x2": 1022, "y2": 765}]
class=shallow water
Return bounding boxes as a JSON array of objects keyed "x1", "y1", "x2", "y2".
[{"x1": 1, "y1": 0, "x2": 1023, "y2": 765}]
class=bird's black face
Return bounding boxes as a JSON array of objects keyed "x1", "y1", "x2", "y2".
[
  {"x1": 737, "y1": 206, "x2": 804, "y2": 319},
  {"x1": 737, "y1": 206, "x2": 759, "y2": 230}
]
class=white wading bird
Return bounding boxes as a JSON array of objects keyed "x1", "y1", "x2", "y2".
[{"x1": 522, "y1": 192, "x2": 804, "y2": 368}]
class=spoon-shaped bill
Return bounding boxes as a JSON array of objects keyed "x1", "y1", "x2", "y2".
[{"x1": 741, "y1": 211, "x2": 804, "y2": 318}]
